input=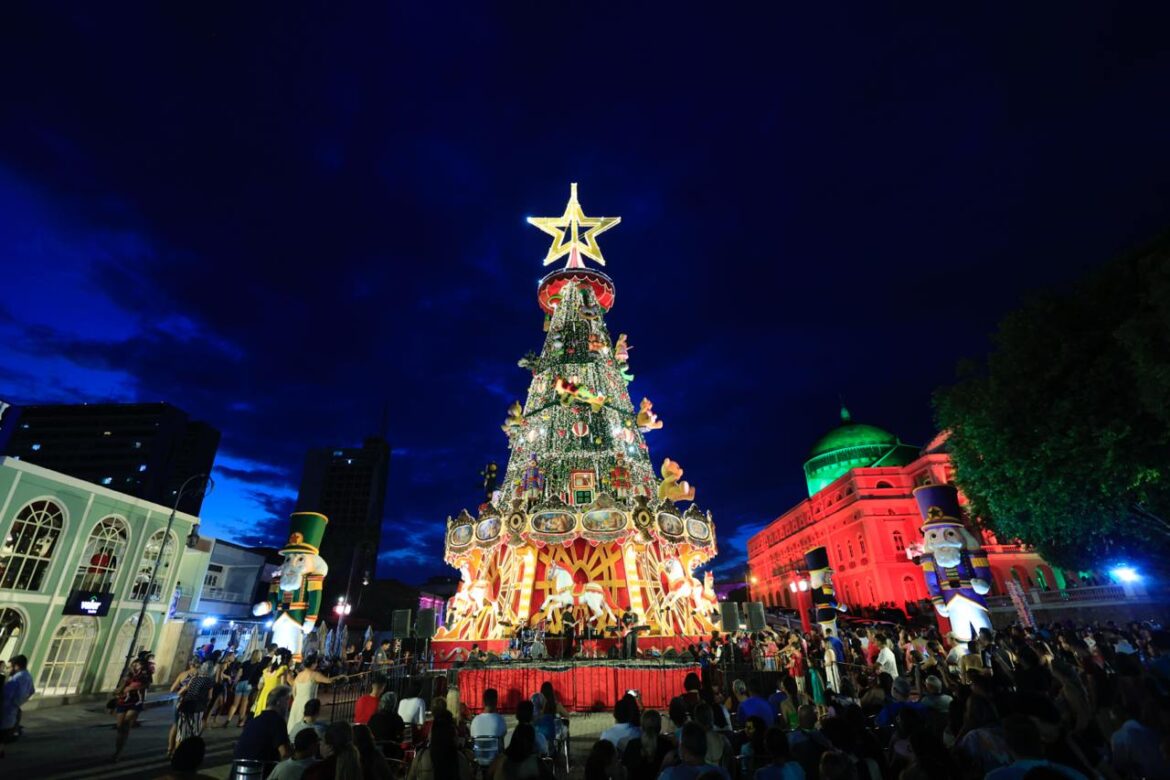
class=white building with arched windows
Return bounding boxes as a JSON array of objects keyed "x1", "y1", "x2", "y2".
[{"x1": 0, "y1": 457, "x2": 213, "y2": 704}]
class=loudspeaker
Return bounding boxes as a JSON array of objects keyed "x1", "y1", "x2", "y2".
[
  {"x1": 719, "y1": 601, "x2": 741, "y2": 631},
  {"x1": 747, "y1": 602, "x2": 766, "y2": 632},
  {"x1": 391, "y1": 609, "x2": 412, "y2": 637},
  {"x1": 415, "y1": 608, "x2": 436, "y2": 639}
]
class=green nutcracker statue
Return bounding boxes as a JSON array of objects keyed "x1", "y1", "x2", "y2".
[{"x1": 253, "y1": 512, "x2": 330, "y2": 660}]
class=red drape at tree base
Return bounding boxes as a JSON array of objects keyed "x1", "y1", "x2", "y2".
[{"x1": 455, "y1": 663, "x2": 700, "y2": 713}]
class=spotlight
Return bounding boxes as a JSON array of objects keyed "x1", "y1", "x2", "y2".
[
  {"x1": 1111, "y1": 565, "x2": 1140, "y2": 583},
  {"x1": 201, "y1": 616, "x2": 218, "y2": 628}
]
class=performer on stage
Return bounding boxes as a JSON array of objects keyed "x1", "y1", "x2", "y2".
[
  {"x1": 562, "y1": 611, "x2": 578, "y2": 660},
  {"x1": 620, "y1": 606, "x2": 638, "y2": 659},
  {"x1": 519, "y1": 618, "x2": 535, "y2": 660}
]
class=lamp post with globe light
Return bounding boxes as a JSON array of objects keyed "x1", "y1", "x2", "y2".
[{"x1": 117, "y1": 473, "x2": 213, "y2": 688}]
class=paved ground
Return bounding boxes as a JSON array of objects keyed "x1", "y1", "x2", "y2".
[{"x1": 5, "y1": 697, "x2": 611, "y2": 780}]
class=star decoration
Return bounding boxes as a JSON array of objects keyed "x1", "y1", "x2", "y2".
[{"x1": 528, "y1": 182, "x2": 621, "y2": 268}]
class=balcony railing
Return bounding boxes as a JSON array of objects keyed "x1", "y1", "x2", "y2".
[
  {"x1": 202, "y1": 586, "x2": 248, "y2": 603},
  {"x1": 987, "y1": 584, "x2": 1135, "y2": 609}
]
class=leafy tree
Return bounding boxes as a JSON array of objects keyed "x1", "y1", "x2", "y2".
[{"x1": 935, "y1": 234, "x2": 1170, "y2": 570}]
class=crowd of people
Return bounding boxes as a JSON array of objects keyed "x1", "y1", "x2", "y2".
[
  {"x1": 3, "y1": 616, "x2": 1170, "y2": 780},
  {"x1": 580, "y1": 619, "x2": 1170, "y2": 780}
]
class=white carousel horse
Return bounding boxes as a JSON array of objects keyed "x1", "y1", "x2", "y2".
[
  {"x1": 448, "y1": 563, "x2": 490, "y2": 622},
  {"x1": 660, "y1": 557, "x2": 697, "y2": 611},
  {"x1": 690, "y1": 570, "x2": 718, "y2": 616},
  {"x1": 543, "y1": 561, "x2": 619, "y2": 624}
]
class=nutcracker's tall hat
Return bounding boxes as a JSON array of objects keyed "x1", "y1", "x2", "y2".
[
  {"x1": 913, "y1": 484, "x2": 964, "y2": 530},
  {"x1": 280, "y1": 511, "x2": 329, "y2": 555},
  {"x1": 804, "y1": 546, "x2": 831, "y2": 574}
]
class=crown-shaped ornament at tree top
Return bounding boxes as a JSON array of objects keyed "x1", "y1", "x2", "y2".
[{"x1": 434, "y1": 184, "x2": 720, "y2": 644}]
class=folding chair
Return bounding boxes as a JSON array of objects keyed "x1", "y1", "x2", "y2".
[
  {"x1": 472, "y1": 735, "x2": 502, "y2": 779},
  {"x1": 227, "y1": 759, "x2": 268, "y2": 780}
]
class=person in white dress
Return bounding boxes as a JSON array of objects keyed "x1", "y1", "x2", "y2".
[
  {"x1": 287, "y1": 655, "x2": 342, "y2": 732},
  {"x1": 824, "y1": 642, "x2": 841, "y2": 694}
]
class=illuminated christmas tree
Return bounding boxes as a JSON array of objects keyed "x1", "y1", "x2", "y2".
[{"x1": 434, "y1": 184, "x2": 718, "y2": 647}]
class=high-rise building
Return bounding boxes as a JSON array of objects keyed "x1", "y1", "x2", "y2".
[
  {"x1": 0, "y1": 402, "x2": 220, "y2": 514},
  {"x1": 295, "y1": 437, "x2": 389, "y2": 599}
]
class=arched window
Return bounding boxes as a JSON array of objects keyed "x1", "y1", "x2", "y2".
[
  {"x1": 902, "y1": 576, "x2": 918, "y2": 602},
  {"x1": 102, "y1": 614, "x2": 154, "y2": 691},
  {"x1": 847, "y1": 540, "x2": 855, "y2": 558},
  {"x1": 857, "y1": 534, "x2": 867, "y2": 556},
  {"x1": 0, "y1": 607, "x2": 26, "y2": 663},
  {"x1": 130, "y1": 530, "x2": 177, "y2": 601},
  {"x1": 1011, "y1": 568, "x2": 1024, "y2": 588},
  {"x1": 1035, "y1": 567, "x2": 1049, "y2": 591},
  {"x1": 72, "y1": 516, "x2": 129, "y2": 593},
  {"x1": 892, "y1": 531, "x2": 905, "y2": 552},
  {"x1": 875, "y1": 481, "x2": 893, "y2": 489},
  {"x1": 835, "y1": 545, "x2": 843, "y2": 564},
  {"x1": 867, "y1": 578, "x2": 877, "y2": 603},
  {"x1": 1, "y1": 499, "x2": 65, "y2": 591},
  {"x1": 39, "y1": 617, "x2": 98, "y2": 695}
]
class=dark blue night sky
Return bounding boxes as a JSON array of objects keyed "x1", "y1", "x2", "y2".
[{"x1": 1, "y1": 5, "x2": 1168, "y2": 584}]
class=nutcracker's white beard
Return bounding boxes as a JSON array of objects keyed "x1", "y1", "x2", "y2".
[
  {"x1": 932, "y1": 544, "x2": 962, "y2": 568},
  {"x1": 279, "y1": 571, "x2": 304, "y2": 591}
]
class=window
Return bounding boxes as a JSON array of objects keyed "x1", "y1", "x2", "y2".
[
  {"x1": 0, "y1": 607, "x2": 25, "y2": 663},
  {"x1": 893, "y1": 531, "x2": 905, "y2": 552},
  {"x1": 902, "y1": 576, "x2": 918, "y2": 602},
  {"x1": 130, "y1": 530, "x2": 177, "y2": 601},
  {"x1": 72, "y1": 516, "x2": 129, "y2": 594},
  {"x1": 858, "y1": 534, "x2": 867, "y2": 556},
  {"x1": 847, "y1": 540, "x2": 855, "y2": 558},
  {"x1": 0, "y1": 499, "x2": 65, "y2": 591},
  {"x1": 875, "y1": 480, "x2": 892, "y2": 489},
  {"x1": 835, "y1": 545, "x2": 843, "y2": 563},
  {"x1": 39, "y1": 617, "x2": 98, "y2": 696}
]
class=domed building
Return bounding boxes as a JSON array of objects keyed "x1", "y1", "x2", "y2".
[
  {"x1": 747, "y1": 408, "x2": 1070, "y2": 628},
  {"x1": 802, "y1": 407, "x2": 919, "y2": 496}
]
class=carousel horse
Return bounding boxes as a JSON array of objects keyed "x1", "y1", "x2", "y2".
[
  {"x1": 448, "y1": 563, "x2": 490, "y2": 623},
  {"x1": 542, "y1": 561, "x2": 619, "y2": 626}
]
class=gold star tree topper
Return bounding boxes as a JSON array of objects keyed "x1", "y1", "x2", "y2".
[{"x1": 528, "y1": 183, "x2": 621, "y2": 269}]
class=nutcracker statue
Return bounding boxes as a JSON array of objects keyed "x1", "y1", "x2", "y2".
[
  {"x1": 609, "y1": 453, "x2": 632, "y2": 500},
  {"x1": 804, "y1": 546, "x2": 847, "y2": 634},
  {"x1": 520, "y1": 453, "x2": 545, "y2": 504},
  {"x1": 253, "y1": 512, "x2": 330, "y2": 660},
  {"x1": 913, "y1": 485, "x2": 992, "y2": 643}
]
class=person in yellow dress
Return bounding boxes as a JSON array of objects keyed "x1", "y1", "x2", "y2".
[{"x1": 252, "y1": 648, "x2": 292, "y2": 717}]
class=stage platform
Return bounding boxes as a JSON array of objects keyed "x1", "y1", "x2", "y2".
[
  {"x1": 448, "y1": 659, "x2": 701, "y2": 713},
  {"x1": 433, "y1": 635, "x2": 705, "y2": 669}
]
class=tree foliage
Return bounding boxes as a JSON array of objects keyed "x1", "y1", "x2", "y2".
[{"x1": 935, "y1": 234, "x2": 1170, "y2": 570}]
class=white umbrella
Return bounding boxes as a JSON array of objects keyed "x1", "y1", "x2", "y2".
[
  {"x1": 244, "y1": 626, "x2": 262, "y2": 657},
  {"x1": 325, "y1": 628, "x2": 336, "y2": 658},
  {"x1": 316, "y1": 620, "x2": 328, "y2": 656}
]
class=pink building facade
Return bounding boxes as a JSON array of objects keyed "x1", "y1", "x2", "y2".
[{"x1": 747, "y1": 414, "x2": 1070, "y2": 617}]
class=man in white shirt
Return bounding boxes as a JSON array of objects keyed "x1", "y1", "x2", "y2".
[
  {"x1": 599, "y1": 694, "x2": 641, "y2": 751},
  {"x1": 470, "y1": 687, "x2": 507, "y2": 742},
  {"x1": 397, "y1": 683, "x2": 427, "y2": 727},
  {"x1": 268, "y1": 728, "x2": 321, "y2": 780},
  {"x1": 875, "y1": 639, "x2": 898, "y2": 678}
]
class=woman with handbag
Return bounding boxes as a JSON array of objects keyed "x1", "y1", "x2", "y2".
[{"x1": 112, "y1": 653, "x2": 154, "y2": 761}]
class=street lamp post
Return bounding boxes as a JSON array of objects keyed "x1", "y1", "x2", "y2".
[
  {"x1": 333, "y1": 540, "x2": 374, "y2": 658},
  {"x1": 116, "y1": 473, "x2": 213, "y2": 688}
]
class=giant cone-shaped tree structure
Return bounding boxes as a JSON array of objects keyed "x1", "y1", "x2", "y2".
[{"x1": 435, "y1": 185, "x2": 719, "y2": 643}]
